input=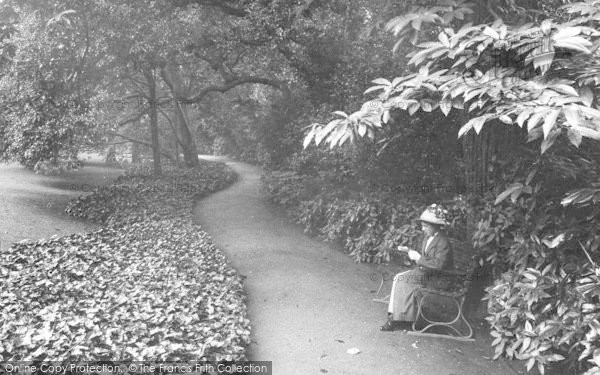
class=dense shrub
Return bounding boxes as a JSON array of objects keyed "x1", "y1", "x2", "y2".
[
  {"x1": 262, "y1": 170, "x2": 467, "y2": 263},
  {"x1": 474, "y1": 149, "x2": 600, "y2": 375}
]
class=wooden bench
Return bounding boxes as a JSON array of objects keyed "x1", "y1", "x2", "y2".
[{"x1": 407, "y1": 238, "x2": 477, "y2": 341}]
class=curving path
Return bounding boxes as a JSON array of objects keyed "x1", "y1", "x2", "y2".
[
  {"x1": 193, "y1": 156, "x2": 523, "y2": 375},
  {"x1": 0, "y1": 155, "x2": 122, "y2": 251}
]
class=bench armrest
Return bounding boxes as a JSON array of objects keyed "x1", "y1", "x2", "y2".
[{"x1": 435, "y1": 268, "x2": 467, "y2": 277}]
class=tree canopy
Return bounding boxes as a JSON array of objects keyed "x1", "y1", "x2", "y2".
[{"x1": 305, "y1": 1, "x2": 600, "y2": 155}]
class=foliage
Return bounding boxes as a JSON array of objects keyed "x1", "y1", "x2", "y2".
[
  {"x1": 472, "y1": 143, "x2": 600, "y2": 374},
  {"x1": 305, "y1": 1, "x2": 600, "y2": 156},
  {"x1": 66, "y1": 161, "x2": 237, "y2": 224},
  {"x1": 0, "y1": 5, "x2": 100, "y2": 171},
  {"x1": 0, "y1": 160, "x2": 245, "y2": 361},
  {"x1": 262, "y1": 170, "x2": 468, "y2": 262},
  {"x1": 0, "y1": 219, "x2": 249, "y2": 361}
]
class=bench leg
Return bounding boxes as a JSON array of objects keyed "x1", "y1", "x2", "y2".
[
  {"x1": 409, "y1": 291, "x2": 474, "y2": 340},
  {"x1": 372, "y1": 294, "x2": 390, "y2": 304},
  {"x1": 372, "y1": 270, "x2": 410, "y2": 305}
]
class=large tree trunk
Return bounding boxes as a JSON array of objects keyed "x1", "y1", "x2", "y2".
[
  {"x1": 161, "y1": 62, "x2": 199, "y2": 167},
  {"x1": 176, "y1": 102, "x2": 199, "y2": 167},
  {"x1": 144, "y1": 68, "x2": 161, "y2": 176}
]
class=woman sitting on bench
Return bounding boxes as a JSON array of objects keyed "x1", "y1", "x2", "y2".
[{"x1": 381, "y1": 204, "x2": 453, "y2": 331}]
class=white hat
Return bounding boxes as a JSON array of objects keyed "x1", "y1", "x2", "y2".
[{"x1": 419, "y1": 204, "x2": 449, "y2": 226}]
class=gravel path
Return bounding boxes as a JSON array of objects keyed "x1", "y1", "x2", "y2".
[
  {"x1": 0, "y1": 155, "x2": 122, "y2": 250},
  {"x1": 193, "y1": 156, "x2": 524, "y2": 375}
]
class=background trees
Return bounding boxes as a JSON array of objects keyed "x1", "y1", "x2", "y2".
[
  {"x1": 0, "y1": 0, "x2": 405, "y2": 175},
  {"x1": 0, "y1": 0, "x2": 294, "y2": 174}
]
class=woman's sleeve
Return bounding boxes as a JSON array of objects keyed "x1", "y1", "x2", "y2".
[{"x1": 416, "y1": 236, "x2": 450, "y2": 270}]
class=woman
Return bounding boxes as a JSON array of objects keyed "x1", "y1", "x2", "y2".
[{"x1": 381, "y1": 204, "x2": 453, "y2": 331}]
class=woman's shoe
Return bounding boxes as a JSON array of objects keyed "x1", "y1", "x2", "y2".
[{"x1": 381, "y1": 320, "x2": 398, "y2": 331}]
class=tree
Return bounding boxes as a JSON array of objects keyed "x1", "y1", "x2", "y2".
[{"x1": 0, "y1": 2, "x2": 101, "y2": 171}]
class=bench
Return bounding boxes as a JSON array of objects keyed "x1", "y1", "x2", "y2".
[
  {"x1": 407, "y1": 238, "x2": 476, "y2": 341},
  {"x1": 373, "y1": 238, "x2": 477, "y2": 341}
]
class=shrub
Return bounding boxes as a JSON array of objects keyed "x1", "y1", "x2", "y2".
[
  {"x1": 474, "y1": 151, "x2": 600, "y2": 374},
  {"x1": 261, "y1": 170, "x2": 468, "y2": 263}
]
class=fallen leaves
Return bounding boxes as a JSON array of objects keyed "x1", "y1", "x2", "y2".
[
  {"x1": 0, "y1": 161, "x2": 248, "y2": 362},
  {"x1": 65, "y1": 163, "x2": 237, "y2": 225}
]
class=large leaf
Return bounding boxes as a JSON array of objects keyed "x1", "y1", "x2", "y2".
[
  {"x1": 564, "y1": 105, "x2": 582, "y2": 126},
  {"x1": 364, "y1": 85, "x2": 386, "y2": 94},
  {"x1": 567, "y1": 128, "x2": 583, "y2": 147},
  {"x1": 553, "y1": 36, "x2": 592, "y2": 53},
  {"x1": 495, "y1": 183, "x2": 524, "y2": 205},
  {"x1": 458, "y1": 115, "x2": 489, "y2": 138},
  {"x1": 541, "y1": 129, "x2": 560, "y2": 154},
  {"x1": 553, "y1": 26, "x2": 582, "y2": 40},
  {"x1": 315, "y1": 119, "x2": 342, "y2": 146},
  {"x1": 542, "y1": 109, "x2": 560, "y2": 138},
  {"x1": 303, "y1": 126, "x2": 316, "y2": 149},
  {"x1": 580, "y1": 86, "x2": 594, "y2": 106},
  {"x1": 527, "y1": 110, "x2": 547, "y2": 132},
  {"x1": 516, "y1": 109, "x2": 532, "y2": 127},
  {"x1": 440, "y1": 100, "x2": 452, "y2": 116},
  {"x1": 371, "y1": 78, "x2": 392, "y2": 86},
  {"x1": 575, "y1": 125, "x2": 600, "y2": 140},
  {"x1": 550, "y1": 83, "x2": 579, "y2": 97}
]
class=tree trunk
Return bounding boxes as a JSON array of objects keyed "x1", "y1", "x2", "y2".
[
  {"x1": 161, "y1": 62, "x2": 199, "y2": 167},
  {"x1": 462, "y1": 120, "x2": 527, "y2": 242},
  {"x1": 131, "y1": 141, "x2": 141, "y2": 163},
  {"x1": 106, "y1": 145, "x2": 117, "y2": 165},
  {"x1": 144, "y1": 68, "x2": 161, "y2": 176},
  {"x1": 131, "y1": 118, "x2": 141, "y2": 163},
  {"x1": 176, "y1": 102, "x2": 199, "y2": 167}
]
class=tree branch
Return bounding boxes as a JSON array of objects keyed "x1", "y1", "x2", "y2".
[
  {"x1": 178, "y1": 76, "x2": 291, "y2": 104},
  {"x1": 107, "y1": 131, "x2": 175, "y2": 162},
  {"x1": 116, "y1": 110, "x2": 146, "y2": 127},
  {"x1": 157, "y1": 106, "x2": 185, "y2": 147}
]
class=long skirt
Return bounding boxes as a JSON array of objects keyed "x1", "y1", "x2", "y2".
[{"x1": 388, "y1": 268, "x2": 427, "y2": 321}]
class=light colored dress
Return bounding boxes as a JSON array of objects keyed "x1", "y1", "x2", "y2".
[{"x1": 388, "y1": 232, "x2": 453, "y2": 321}]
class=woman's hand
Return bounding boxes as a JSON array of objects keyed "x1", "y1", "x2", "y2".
[{"x1": 408, "y1": 250, "x2": 422, "y2": 261}]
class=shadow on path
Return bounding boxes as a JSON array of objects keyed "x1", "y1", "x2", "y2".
[{"x1": 193, "y1": 156, "x2": 523, "y2": 375}]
